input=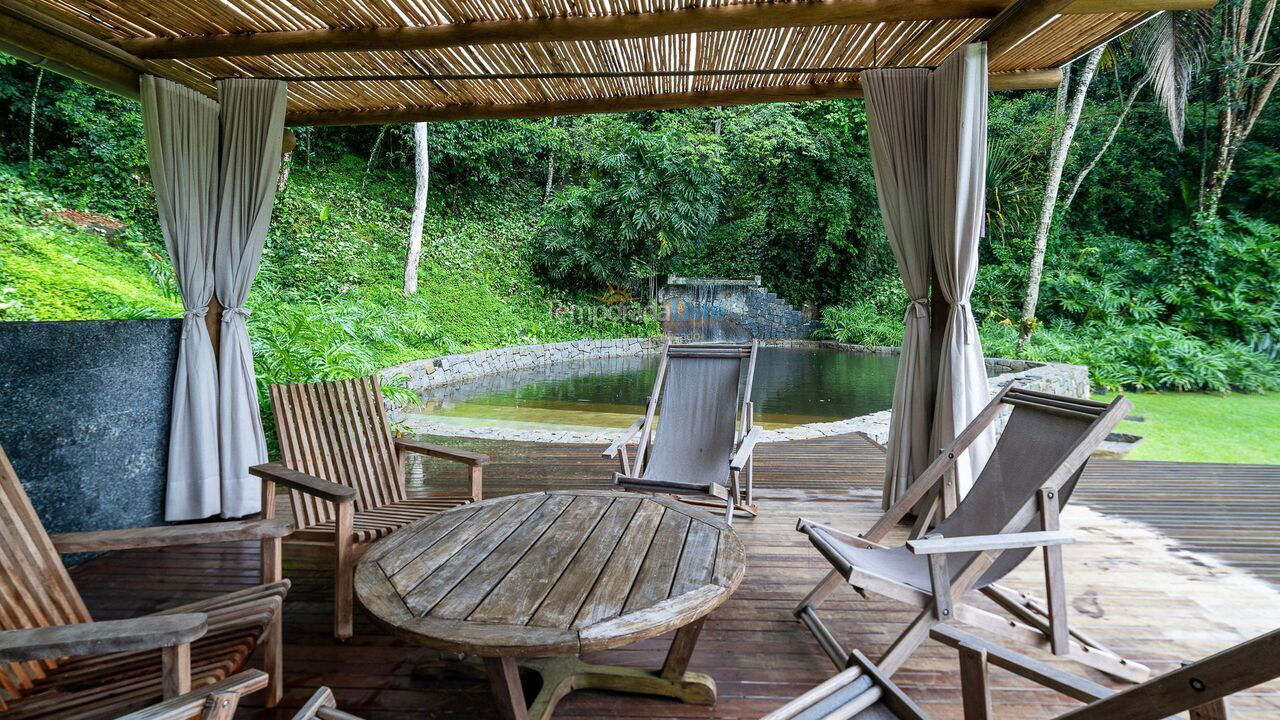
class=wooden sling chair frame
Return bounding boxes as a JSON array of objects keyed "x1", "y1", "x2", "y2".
[
  {"x1": 605, "y1": 341, "x2": 763, "y2": 523},
  {"x1": 793, "y1": 384, "x2": 1151, "y2": 684}
]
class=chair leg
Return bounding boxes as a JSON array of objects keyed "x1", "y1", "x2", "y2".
[
  {"x1": 259, "y1": 480, "x2": 285, "y2": 707},
  {"x1": 335, "y1": 504, "x2": 355, "y2": 641},
  {"x1": 470, "y1": 465, "x2": 484, "y2": 502}
]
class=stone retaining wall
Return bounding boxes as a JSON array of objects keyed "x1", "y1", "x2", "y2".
[
  {"x1": 384, "y1": 337, "x2": 664, "y2": 393},
  {"x1": 387, "y1": 338, "x2": 1089, "y2": 445}
]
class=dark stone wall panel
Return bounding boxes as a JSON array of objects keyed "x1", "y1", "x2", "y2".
[{"x1": 0, "y1": 319, "x2": 179, "y2": 534}]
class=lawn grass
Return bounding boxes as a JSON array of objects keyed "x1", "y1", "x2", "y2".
[{"x1": 1101, "y1": 391, "x2": 1280, "y2": 465}]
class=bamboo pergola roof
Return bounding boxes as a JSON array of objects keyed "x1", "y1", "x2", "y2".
[{"x1": 0, "y1": 0, "x2": 1216, "y2": 125}]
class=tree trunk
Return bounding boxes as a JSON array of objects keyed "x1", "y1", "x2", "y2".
[
  {"x1": 1017, "y1": 46, "x2": 1105, "y2": 351},
  {"x1": 404, "y1": 122, "x2": 429, "y2": 296},
  {"x1": 544, "y1": 117, "x2": 557, "y2": 204},
  {"x1": 1060, "y1": 77, "x2": 1148, "y2": 214},
  {"x1": 1199, "y1": 0, "x2": 1279, "y2": 217},
  {"x1": 27, "y1": 68, "x2": 43, "y2": 173},
  {"x1": 277, "y1": 150, "x2": 293, "y2": 193}
]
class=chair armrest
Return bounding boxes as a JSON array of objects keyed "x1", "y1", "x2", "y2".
[
  {"x1": 602, "y1": 418, "x2": 645, "y2": 459},
  {"x1": 50, "y1": 519, "x2": 293, "y2": 553},
  {"x1": 0, "y1": 614, "x2": 207, "y2": 663},
  {"x1": 394, "y1": 437, "x2": 490, "y2": 466},
  {"x1": 795, "y1": 518, "x2": 888, "y2": 549},
  {"x1": 906, "y1": 530, "x2": 1074, "y2": 555},
  {"x1": 730, "y1": 425, "x2": 764, "y2": 472},
  {"x1": 115, "y1": 670, "x2": 269, "y2": 720},
  {"x1": 250, "y1": 462, "x2": 357, "y2": 503}
]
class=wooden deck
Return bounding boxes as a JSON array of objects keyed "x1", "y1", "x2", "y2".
[{"x1": 70, "y1": 433, "x2": 1280, "y2": 719}]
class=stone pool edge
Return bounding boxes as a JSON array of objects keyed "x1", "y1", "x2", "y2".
[{"x1": 382, "y1": 337, "x2": 1089, "y2": 445}]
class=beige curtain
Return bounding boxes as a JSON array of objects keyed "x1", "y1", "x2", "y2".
[
  {"x1": 928, "y1": 43, "x2": 995, "y2": 496},
  {"x1": 862, "y1": 68, "x2": 934, "y2": 508},
  {"x1": 141, "y1": 76, "x2": 222, "y2": 522},
  {"x1": 214, "y1": 78, "x2": 288, "y2": 518}
]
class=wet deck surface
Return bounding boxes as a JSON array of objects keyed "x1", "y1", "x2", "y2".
[{"x1": 71, "y1": 433, "x2": 1280, "y2": 718}]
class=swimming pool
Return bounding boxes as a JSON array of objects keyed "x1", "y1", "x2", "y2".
[{"x1": 399, "y1": 345, "x2": 904, "y2": 433}]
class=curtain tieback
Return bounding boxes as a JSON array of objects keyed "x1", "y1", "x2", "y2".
[
  {"x1": 179, "y1": 307, "x2": 209, "y2": 339},
  {"x1": 221, "y1": 306, "x2": 253, "y2": 323},
  {"x1": 957, "y1": 301, "x2": 973, "y2": 345},
  {"x1": 903, "y1": 298, "x2": 929, "y2": 323}
]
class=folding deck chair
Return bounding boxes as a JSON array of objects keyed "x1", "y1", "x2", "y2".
[
  {"x1": 604, "y1": 341, "x2": 763, "y2": 523},
  {"x1": 793, "y1": 384, "x2": 1151, "y2": 683},
  {"x1": 763, "y1": 626, "x2": 1280, "y2": 720}
]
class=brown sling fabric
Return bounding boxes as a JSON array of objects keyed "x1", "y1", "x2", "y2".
[{"x1": 643, "y1": 355, "x2": 743, "y2": 488}]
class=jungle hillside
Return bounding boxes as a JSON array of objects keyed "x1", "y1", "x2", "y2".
[{"x1": 0, "y1": 5, "x2": 1277, "y2": 461}]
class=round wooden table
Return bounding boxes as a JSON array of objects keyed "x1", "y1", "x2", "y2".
[{"x1": 355, "y1": 489, "x2": 746, "y2": 720}]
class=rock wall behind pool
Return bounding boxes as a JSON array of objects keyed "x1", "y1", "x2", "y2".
[
  {"x1": 0, "y1": 319, "x2": 178, "y2": 535},
  {"x1": 659, "y1": 276, "x2": 818, "y2": 341}
]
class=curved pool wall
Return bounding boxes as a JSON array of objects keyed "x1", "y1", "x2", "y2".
[{"x1": 383, "y1": 338, "x2": 1089, "y2": 445}]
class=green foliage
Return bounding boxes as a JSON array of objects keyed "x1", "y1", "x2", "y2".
[
  {"x1": 812, "y1": 279, "x2": 908, "y2": 346},
  {"x1": 537, "y1": 119, "x2": 724, "y2": 290},
  {"x1": 0, "y1": 173, "x2": 180, "y2": 321}
]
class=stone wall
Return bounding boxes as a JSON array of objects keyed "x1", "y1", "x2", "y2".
[
  {"x1": 388, "y1": 337, "x2": 1090, "y2": 445},
  {"x1": 0, "y1": 319, "x2": 179, "y2": 536},
  {"x1": 384, "y1": 336, "x2": 665, "y2": 393}
]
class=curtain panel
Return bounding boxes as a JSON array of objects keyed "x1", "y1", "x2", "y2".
[
  {"x1": 862, "y1": 68, "x2": 934, "y2": 509},
  {"x1": 141, "y1": 76, "x2": 222, "y2": 522},
  {"x1": 928, "y1": 43, "x2": 996, "y2": 496},
  {"x1": 214, "y1": 78, "x2": 288, "y2": 518}
]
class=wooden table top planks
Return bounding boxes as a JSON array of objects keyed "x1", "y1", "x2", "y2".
[{"x1": 354, "y1": 489, "x2": 746, "y2": 658}]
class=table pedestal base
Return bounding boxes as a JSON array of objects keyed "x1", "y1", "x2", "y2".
[{"x1": 480, "y1": 618, "x2": 715, "y2": 720}]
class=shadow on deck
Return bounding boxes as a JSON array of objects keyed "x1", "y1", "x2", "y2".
[{"x1": 70, "y1": 433, "x2": 1280, "y2": 718}]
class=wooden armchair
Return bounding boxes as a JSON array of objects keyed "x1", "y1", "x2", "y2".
[
  {"x1": 0, "y1": 445, "x2": 291, "y2": 718},
  {"x1": 251, "y1": 374, "x2": 489, "y2": 640}
]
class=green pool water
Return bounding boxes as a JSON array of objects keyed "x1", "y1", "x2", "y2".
[{"x1": 402, "y1": 346, "x2": 903, "y2": 432}]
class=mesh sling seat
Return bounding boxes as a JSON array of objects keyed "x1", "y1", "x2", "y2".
[
  {"x1": 605, "y1": 342, "x2": 762, "y2": 523},
  {"x1": 763, "y1": 626, "x2": 1280, "y2": 720},
  {"x1": 0, "y1": 445, "x2": 291, "y2": 719},
  {"x1": 793, "y1": 385, "x2": 1151, "y2": 684},
  {"x1": 250, "y1": 374, "x2": 489, "y2": 640}
]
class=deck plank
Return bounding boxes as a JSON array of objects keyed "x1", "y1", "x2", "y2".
[{"x1": 69, "y1": 433, "x2": 1280, "y2": 719}]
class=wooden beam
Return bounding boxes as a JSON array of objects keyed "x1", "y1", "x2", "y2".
[
  {"x1": 0, "y1": 3, "x2": 142, "y2": 97},
  {"x1": 973, "y1": 0, "x2": 1078, "y2": 58},
  {"x1": 284, "y1": 68, "x2": 1061, "y2": 126},
  {"x1": 116, "y1": 0, "x2": 1216, "y2": 60}
]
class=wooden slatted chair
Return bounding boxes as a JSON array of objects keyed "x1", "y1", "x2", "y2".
[
  {"x1": 605, "y1": 341, "x2": 762, "y2": 523},
  {"x1": 250, "y1": 374, "x2": 489, "y2": 640},
  {"x1": 0, "y1": 445, "x2": 291, "y2": 719},
  {"x1": 762, "y1": 627, "x2": 1280, "y2": 719},
  {"x1": 793, "y1": 385, "x2": 1150, "y2": 684}
]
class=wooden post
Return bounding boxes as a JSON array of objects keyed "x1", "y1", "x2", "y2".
[
  {"x1": 484, "y1": 656, "x2": 529, "y2": 720},
  {"x1": 334, "y1": 502, "x2": 355, "y2": 640},
  {"x1": 661, "y1": 617, "x2": 706, "y2": 679},
  {"x1": 206, "y1": 293, "x2": 222, "y2": 360},
  {"x1": 1038, "y1": 486, "x2": 1070, "y2": 655},
  {"x1": 259, "y1": 477, "x2": 283, "y2": 707},
  {"x1": 958, "y1": 642, "x2": 993, "y2": 720},
  {"x1": 161, "y1": 643, "x2": 192, "y2": 698}
]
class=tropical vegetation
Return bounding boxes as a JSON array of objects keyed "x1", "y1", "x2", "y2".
[{"x1": 0, "y1": 2, "x2": 1277, "y2": 403}]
